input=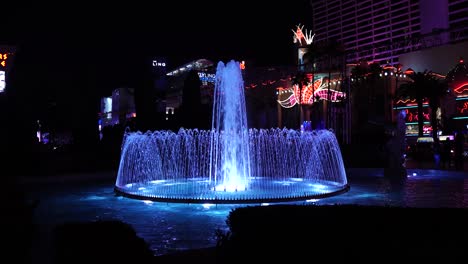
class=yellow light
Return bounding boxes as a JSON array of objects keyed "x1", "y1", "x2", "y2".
[{"x1": 1, "y1": 61, "x2": 5, "y2": 67}]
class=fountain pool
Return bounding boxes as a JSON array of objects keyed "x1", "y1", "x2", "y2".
[{"x1": 115, "y1": 61, "x2": 348, "y2": 203}]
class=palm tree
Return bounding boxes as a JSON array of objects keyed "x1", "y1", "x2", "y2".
[{"x1": 426, "y1": 73, "x2": 448, "y2": 143}]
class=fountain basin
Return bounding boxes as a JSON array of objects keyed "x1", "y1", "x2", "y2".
[
  {"x1": 115, "y1": 128, "x2": 349, "y2": 203},
  {"x1": 115, "y1": 178, "x2": 349, "y2": 204}
]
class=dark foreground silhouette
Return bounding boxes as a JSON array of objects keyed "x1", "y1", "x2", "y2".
[
  {"x1": 53, "y1": 221, "x2": 154, "y2": 264},
  {"x1": 51, "y1": 205, "x2": 468, "y2": 264},
  {"x1": 217, "y1": 205, "x2": 468, "y2": 263}
]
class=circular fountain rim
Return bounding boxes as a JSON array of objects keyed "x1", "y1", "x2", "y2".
[{"x1": 114, "y1": 184, "x2": 350, "y2": 204}]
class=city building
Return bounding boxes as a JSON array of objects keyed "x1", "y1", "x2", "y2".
[
  {"x1": 310, "y1": 0, "x2": 468, "y2": 65},
  {"x1": 0, "y1": 45, "x2": 15, "y2": 94},
  {"x1": 99, "y1": 87, "x2": 136, "y2": 129},
  {"x1": 283, "y1": 24, "x2": 350, "y2": 142},
  {"x1": 165, "y1": 58, "x2": 215, "y2": 110},
  {"x1": 447, "y1": 58, "x2": 468, "y2": 131}
]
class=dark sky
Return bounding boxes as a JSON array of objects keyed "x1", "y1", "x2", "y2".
[{"x1": 3, "y1": 1, "x2": 312, "y2": 95}]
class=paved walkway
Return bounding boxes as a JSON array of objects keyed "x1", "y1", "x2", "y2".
[{"x1": 404, "y1": 157, "x2": 468, "y2": 171}]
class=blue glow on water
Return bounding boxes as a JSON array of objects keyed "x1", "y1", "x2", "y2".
[
  {"x1": 202, "y1": 203, "x2": 215, "y2": 209},
  {"x1": 29, "y1": 169, "x2": 468, "y2": 260},
  {"x1": 115, "y1": 60, "x2": 348, "y2": 203}
]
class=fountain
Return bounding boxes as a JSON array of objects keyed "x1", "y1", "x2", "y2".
[{"x1": 115, "y1": 60, "x2": 349, "y2": 203}]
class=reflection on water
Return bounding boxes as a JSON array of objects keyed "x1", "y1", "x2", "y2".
[{"x1": 27, "y1": 169, "x2": 468, "y2": 259}]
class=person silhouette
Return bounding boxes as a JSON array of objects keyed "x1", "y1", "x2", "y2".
[
  {"x1": 441, "y1": 138, "x2": 452, "y2": 169},
  {"x1": 454, "y1": 132, "x2": 465, "y2": 170}
]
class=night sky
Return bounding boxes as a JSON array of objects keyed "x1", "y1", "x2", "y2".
[{"x1": 3, "y1": 1, "x2": 312, "y2": 96}]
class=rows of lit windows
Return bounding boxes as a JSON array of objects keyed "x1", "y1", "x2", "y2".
[{"x1": 312, "y1": 0, "x2": 421, "y2": 63}]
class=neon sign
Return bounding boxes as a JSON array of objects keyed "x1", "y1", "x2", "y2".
[
  {"x1": 423, "y1": 125, "x2": 433, "y2": 134},
  {"x1": 240, "y1": 61, "x2": 245, "y2": 70},
  {"x1": 0, "y1": 71, "x2": 5, "y2": 93},
  {"x1": 198, "y1": 72, "x2": 216, "y2": 83},
  {"x1": 454, "y1": 83, "x2": 468, "y2": 94},
  {"x1": 405, "y1": 124, "x2": 432, "y2": 136},
  {"x1": 292, "y1": 24, "x2": 314, "y2": 46},
  {"x1": 277, "y1": 77, "x2": 345, "y2": 108},
  {"x1": 152, "y1": 60, "x2": 166, "y2": 67},
  {"x1": 0, "y1": 53, "x2": 8, "y2": 68},
  {"x1": 457, "y1": 101, "x2": 468, "y2": 114},
  {"x1": 404, "y1": 108, "x2": 430, "y2": 122}
]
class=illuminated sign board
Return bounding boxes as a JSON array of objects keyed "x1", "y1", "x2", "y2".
[
  {"x1": 0, "y1": 53, "x2": 8, "y2": 68},
  {"x1": 0, "y1": 71, "x2": 5, "y2": 93},
  {"x1": 240, "y1": 61, "x2": 245, "y2": 70},
  {"x1": 403, "y1": 108, "x2": 430, "y2": 123},
  {"x1": 292, "y1": 24, "x2": 314, "y2": 46},
  {"x1": 406, "y1": 124, "x2": 432, "y2": 136},
  {"x1": 0, "y1": 48, "x2": 15, "y2": 93},
  {"x1": 454, "y1": 83, "x2": 468, "y2": 95},
  {"x1": 198, "y1": 72, "x2": 216, "y2": 83},
  {"x1": 458, "y1": 101, "x2": 468, "y2": 114},
  {"x1": 152, "y1": 60, "x2": 166, "y2": 67}
]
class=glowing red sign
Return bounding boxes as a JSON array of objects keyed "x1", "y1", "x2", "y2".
[
  {"x1": 458, "y1": 102, "x2": 468, "y2": 114},
  {"x1": 454, "y1": 83, "x2": 468, "y2": 94},
  {"x1": 423, "y1": 125, "x2": 433, "y2": 134},
  {"x1": 405, "y1": 108, "x2": 430, "y2": 122},
  {"x1": 240, "y1": 61, "x2": 245, "y2": 70}
]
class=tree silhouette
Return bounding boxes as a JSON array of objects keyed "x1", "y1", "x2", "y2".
[{"x1": 181, "y1": 70, "x2": 202, "y2": 129}]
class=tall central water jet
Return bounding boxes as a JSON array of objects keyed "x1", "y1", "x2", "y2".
[
  {"x1": 114, "y1": 60, "x2": 349, "y2": 203},
  {"x1": 210, "y1": 61, "x2": 250, "y2": 192}
]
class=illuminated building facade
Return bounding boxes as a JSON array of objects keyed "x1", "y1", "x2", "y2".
[
  {"x1": 0, "y1": 45, "x2": 15, "y2": 94},
  {"x1": 243, "y1": 65, "x2": 296, "y2": 128},
  {"x1": 310, "y1": 0, "x2": 468, "y2": 65},
  {"x1": 165, "y1": 59, "x2": 215, "y2": 110},
  {"x1": 447, "y1": 58, "x2": 468, "y2": 132},
  {"x1": 164, "y1": 58, "x2": 296, "y2": 129},
  {"x1": 99, "y1": 88, "x2": 136, "y2": 129},
  {"x1": 391, "y1": 39, "x2": 468, "y2": 138},
  {"x1": 279, "y1": 24, "x2": 350, "y2": 142}
]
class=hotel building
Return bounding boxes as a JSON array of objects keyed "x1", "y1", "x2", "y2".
[{"x1": 310, "y1": 0, "x2": 468, "y2": 65}]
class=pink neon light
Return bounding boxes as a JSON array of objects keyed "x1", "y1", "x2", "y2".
[
  {"x1": 296, "y1": 28, "x2": 304, "y2": 41},
  {"x1": 396, "y1": 99, "x2": 417, "y2": 104},
  {"x1": 423, "y1": 112, "x2": 430, "y2": 120},
  {"x1": 423, "y1": 125, "x2": 433, "y2": 133},
  {"x1": 405, "y1": 109, "x2": 430, "y2": 122},
  {"x1": 458, "y1": 102, "x2": 468, "y2": 114},
  {"x1": 313, "y1": 89, "x2": 345, "y2": 102},
  {"x1": 396, "y1": 98, "x2": 429, "y2": 105},
  {"x1": 454, "y1": 83, "x2": 468, "y2": 94}
]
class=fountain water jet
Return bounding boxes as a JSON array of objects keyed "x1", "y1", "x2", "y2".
[
  {"x1": 210, "y1": 61, "x2": 251, "y2": 192},
  {"x1": 115, "y1": 60, "x2": 349, "y2": 203}
]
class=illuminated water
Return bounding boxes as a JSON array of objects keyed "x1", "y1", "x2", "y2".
[
  {"x1": 115, "y1": 61, "x2": 348, "y2": 202},
  {"x1": 28, "y1": 169, "x2": 468, "y2": 261},
  {"x1": 210, "y1": 60, "x2": 250, "y2": 191}
]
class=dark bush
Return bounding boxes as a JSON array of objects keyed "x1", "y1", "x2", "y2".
[
  {"x1": 53, "y1": 220, "x2": 154, "y2": 264},
  {"x1": 219, "y1": 205, "x2": 468, "y2": 263}
]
